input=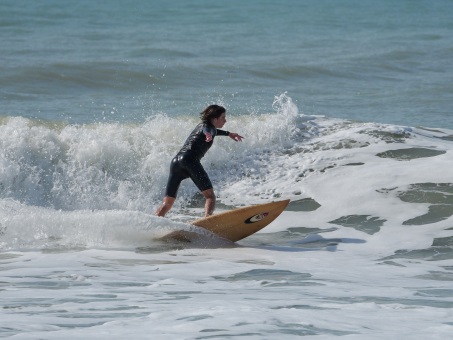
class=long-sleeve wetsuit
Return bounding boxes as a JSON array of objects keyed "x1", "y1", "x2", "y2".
[{"x1": 164, "y1": 122, "x2": 229, "y2": 198}]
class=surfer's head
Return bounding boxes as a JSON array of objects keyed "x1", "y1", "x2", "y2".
[{"x1": 200, "y1": 105, "x2": 226, "y2": 125}]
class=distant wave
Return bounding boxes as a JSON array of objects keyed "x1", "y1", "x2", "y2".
[{"x1": 0, "y1": 62, "x2": 161, "y2": 95}]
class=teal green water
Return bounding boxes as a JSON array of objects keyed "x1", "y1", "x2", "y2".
[{"x1": 1, "y1": 0, "x2": 452, "y2": 127}]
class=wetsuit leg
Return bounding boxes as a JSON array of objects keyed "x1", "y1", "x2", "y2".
[{"x1": 164, "y1": 156, "x2": 189, "y2": 198}]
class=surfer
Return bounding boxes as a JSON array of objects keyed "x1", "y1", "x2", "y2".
[{"x1": 156, "y1": 105, "x2": 244, "y2": 217}]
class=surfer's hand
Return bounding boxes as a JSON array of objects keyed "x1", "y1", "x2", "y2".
[
  {"x1": 205, "y1": 132, "x2": 213, "y2": 142},
  {"x1": 229, "y1": 132, "x2": 244, "y2": 142}
]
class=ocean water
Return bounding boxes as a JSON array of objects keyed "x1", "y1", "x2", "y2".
[{"x1": 1, "y1": 0, "x2": 453, "y2": 339}]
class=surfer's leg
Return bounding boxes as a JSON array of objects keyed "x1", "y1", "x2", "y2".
[
  {"x1": 156, "y1": 156, "x2": 187, "y2": 217},
  {"x1": 178, "y1": 155, "x2": 214, "y2": 216},
  {"x1": 201, "y1": 188, "x2": 216, "y2": 217},
  {"x1": 156, "y1": 196, "x2": 176, "y2": 217}
]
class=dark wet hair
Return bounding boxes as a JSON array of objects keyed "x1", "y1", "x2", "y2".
[{"x1": 200, "y1": 105, "x2": 226, "y2": 123}]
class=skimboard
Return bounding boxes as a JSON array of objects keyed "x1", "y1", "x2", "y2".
[{"x1": 162, "y1": 199, "x2": 290, "y2": 243}]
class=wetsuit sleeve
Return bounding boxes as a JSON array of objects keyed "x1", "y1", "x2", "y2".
[{"x1": 216, "y1": 129, "x2": 230, "y2": 136}]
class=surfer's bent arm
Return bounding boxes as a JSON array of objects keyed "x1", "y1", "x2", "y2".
[
  {"x1": 203, "y1": 127, "x2": 230, "y2": 142},
  {"x1": 203, "y1": 126, "x2": 216, "y2": 142},
  {"x1": 203, "y1": 126, "x2": 243, "y2": 143}
]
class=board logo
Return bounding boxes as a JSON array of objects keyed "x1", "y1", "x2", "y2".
[{"x1": 245, "y1": 212, "x2": 269, "y2": 224}]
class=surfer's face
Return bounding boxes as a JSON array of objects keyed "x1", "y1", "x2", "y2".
[{"x1": 212, "y1": 112, "x2": 226, "y2": 129}]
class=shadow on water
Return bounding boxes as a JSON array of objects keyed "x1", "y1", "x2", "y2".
[
  {"x1": 146, "y1": 226, "x2": 366, "y2": 254},
  {"x1": 237, "y1": 229, "x2": 366, "y2": 253}
]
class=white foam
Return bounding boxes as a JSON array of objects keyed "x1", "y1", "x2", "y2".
[{"x1": 2, "y1": 95, "x2": 453, "y2": 338}]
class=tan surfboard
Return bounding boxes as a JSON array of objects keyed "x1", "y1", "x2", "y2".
[{"x1": 162, "y1": 199, "x2": 290, "y2": 243}]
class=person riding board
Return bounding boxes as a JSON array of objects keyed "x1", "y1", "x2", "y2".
[{"x1": 156, "y1": 105, "x2": 244, "y2": 217}]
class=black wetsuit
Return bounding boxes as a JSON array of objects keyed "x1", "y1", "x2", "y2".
[{"x1": 164, "y1": 122, "x2": 229, "y2": 198}]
